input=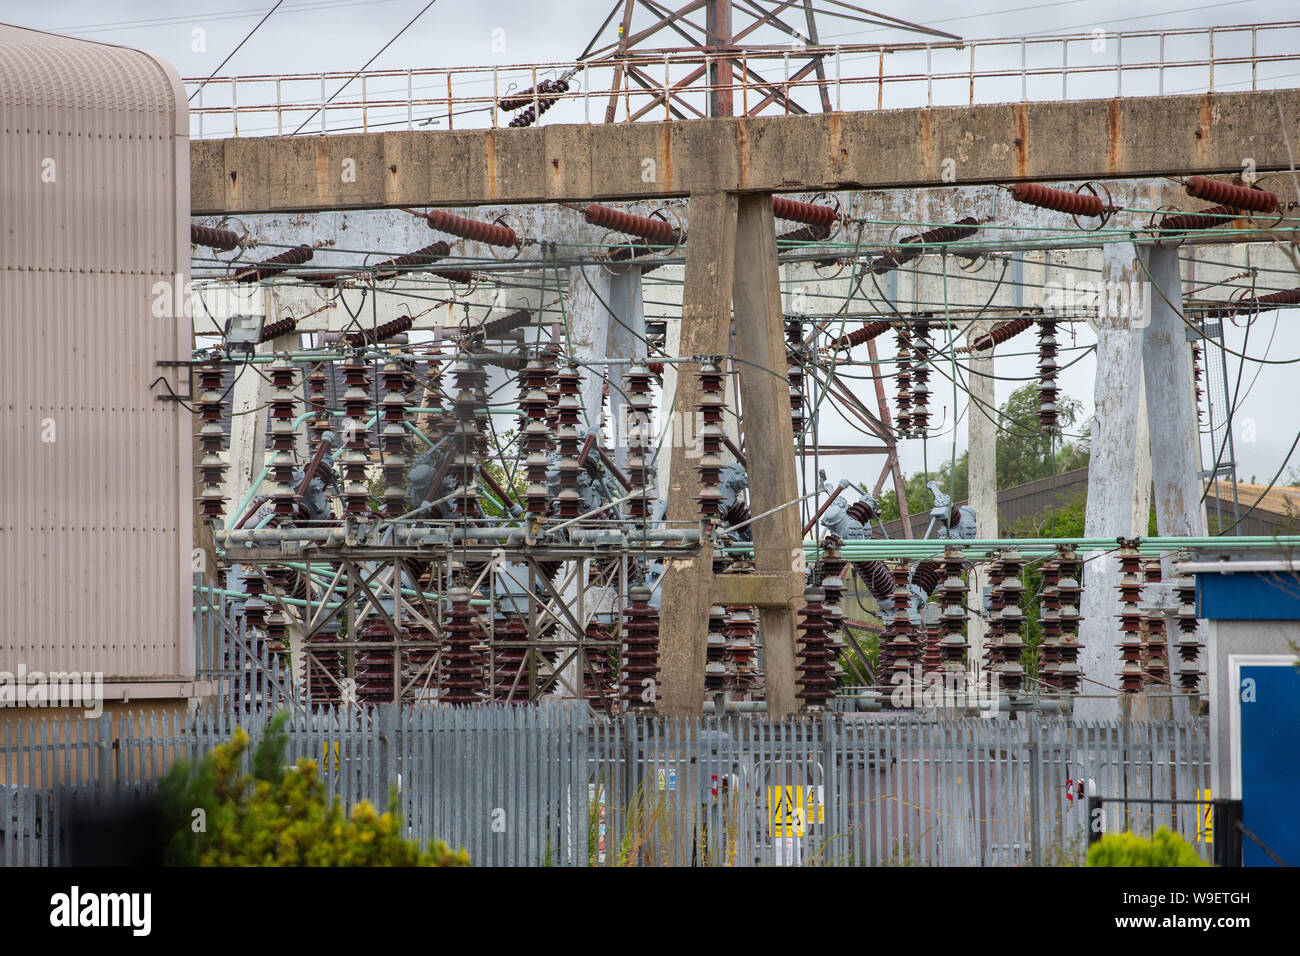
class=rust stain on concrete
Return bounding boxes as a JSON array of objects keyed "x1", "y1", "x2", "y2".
[
  {"x1": 828, "y1": 112, "x2": 843, "y2": 176},
  {"x1": 1014, "y1": 103, "x2": 1028, "y2": 177},
  {"x1": 485, "y1": 130, "x2": 498, "y2": 200},
  {"x1": 735, "y1": 119, "x2": 748, "y2": 188},
  {"x1": 660, "y1": 123, "x2": 673, "y2": 190}
]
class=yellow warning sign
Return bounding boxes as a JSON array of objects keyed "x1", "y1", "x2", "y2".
[
  {"x1": 1196, "y1": 788, "x2": 1213, "y2": 844},
  {"x1": 767, "y1": 785, "x2": 825, "y2": 838}
]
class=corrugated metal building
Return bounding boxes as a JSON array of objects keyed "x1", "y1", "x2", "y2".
[{"x1": 0, "y1": 25, "x2": 201, "y2": 712}]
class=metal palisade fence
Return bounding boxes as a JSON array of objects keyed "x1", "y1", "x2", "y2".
[{"x1": 3, "y1": 705, "x2": 1210, "y2": 867}]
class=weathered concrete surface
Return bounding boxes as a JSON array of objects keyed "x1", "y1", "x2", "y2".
[{"x1": 191, "y1": 89, "x2": 1300, "y2": 214}]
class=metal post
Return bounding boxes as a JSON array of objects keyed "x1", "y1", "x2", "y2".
[
  {"x1": 1209, "y1": 28, "x2": 1215, "y2": 92},
  {"x1": 1020, "y1": 37, "x2": 1027, "y2": 101},
  {"x1": 1116, "y1": 35, "x2": 1123, "y2": 97},
  {"x1": 231, "y1": 77, "x2": 238, "y2": 137},
  {"x1": 835, "y1": 46, "x2": 841, "y2": 111},
  {"x1": 321, "y1": 74, "x2": 327, "y2": 133},
  {"x1": 926, "y1": 42, "x2": 932, "y2": 107},
  {"x1": 1062, "y1": 39, "x2": 1068, "y2": 100},
  {"x1": 407, "y1": 69, "x2": 413, "y2": 129},
  {"x1": 1027, "y1": 731, "x2": 1042, "y2": 866}
]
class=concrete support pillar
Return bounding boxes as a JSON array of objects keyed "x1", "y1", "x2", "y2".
[
  {"x1": 1076, "y1": 244, "x2": 1150, "y2": 720},
  {"x1": 565, "y1": 265, "x2": 612, "y2": 431},
  {"x1": 606, "y1": 265, "x2": 646, "y2": 472},
  {"x1": 966, "y1": 319, "x2": 997, "y2": 674}
]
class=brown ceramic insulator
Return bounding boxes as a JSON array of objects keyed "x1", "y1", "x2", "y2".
[
  {"x1": 772, "y1": 196, "x2": 837, "y2": 227},
  {"x1": 777, "y1": 222, "x2": 832, "y2": 243},
  {"x1": 583, "y1": 203, "x2": 675, "y2": 244},
  {"x1": 505, "y1": 77, "x2": 571, "y2": 126},
  {"x1": 481, "y1": 307, "x2": 533, "y2": 338},
  {"x1": 1010, "y1": 182, "x2": 1104, "y2": 217},
  {"x1": 584, "y1": 620, "x2": 620, "y2": 711},
  {"x1": 427, "y1": 209, "x2": 517, "y2": 247},
  {"x1": 491, "y1": 616, "x2": 529, "y2": 703},
  {"x1": 1184, "y1": 176, "x2": 1278, "y2": 213},
  {"x1": 723, "y1": 499, "x2": 750, "y2": 530},
  {"x1": 1210, "y1": 286, "x2": 1300, "y2": 317},
  {"x1": 844, "y1": 499, "x2": 879, "y2": 525},
  {"x1": 911, "y1": 560, "x2": 943, "y2": 597},
  {"x1": 910, "y1": 320, "x2": 931, "y2": 432},
  {"x1": 894, "y1": 327, "x2": 913, "y2": 434},
  {"x1": 442, "y1": 588, "x2": 487, "y2": 704},
  {"x1": 620, "y1": 586, "x2": 660, "y2": 710},
  {"x1": 258, "y1": 315, "x2": 299, "y2": 342},
  {"x1": 344, "y1": 314, "x2": 414, "y2": 348},
  {"x1": 796, "y1": 587, "x2": 838, "y2": 708},
  {"x1": 499, "y1": 77, "x2": 571, "y2": 111},
  {"x1": 871, "y1": 217, "x2": 980, "y2": 275},
  {"x1": 190, "y1": 223, "x2": 240, "y2": 251},
  {"x1": 236, "y1": 244, "x2": 313, "y2": 283},
  {"x1": 625, "y1": 361, "x2": 657, "y2": 521},
  {"x1": 990, "y1": 550, "x2": 1026, "y2": 693},
  {"x1": 832, "y1": 320, "x2": 892, "y2": 350},
  {"x1": 195, "y1": 364, "x2": 228, "y2": 517},
  {"x1": 1156, "y1": 203, "x2": 1240, "y2": 234},
  {"x1": 1038, "y1": 317, "x2": 1060, "y2": 431},
  {"x1": 433, "y1": 268, "x2": 475, "y2": 285},
  {"x1": 851, "y1": 559, "x2": 895, "y2": 604},
  {"x1": 723, "y1": 605, "x2": 760, "y2": 696},
  {"x1": 1055, "y1": 547, "x2": 1083, "y2": 692},
  {"x1": 882, "y1": 563, "x2": 918, "y2": 698},
  {"x1": 967, "y1": 316, "x2": 1035, "y2": 352},
  {"x1": 705, "y1": 606, "x2": 729, "y2": 696},
  {"x1": 370, "y1": 241, "x2": 451, "y2": 276}
]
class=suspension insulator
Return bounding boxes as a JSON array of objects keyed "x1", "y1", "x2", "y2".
[
  {"x1": 258, "y1": 315, "x2": 299, "y2": 343},
  {"x1": 499, "y1": 77, "x2": 571, "y2": 111},
  {"x1": 236, "y1": 244, "x2": 313, "y2": 283},
  {"x1": 344, "y1": 314, "x2": 414, "y2": 348},
  {"x1": 1156, "y1": 203, "x2": 1240, "y2": 235},
  {"x1": 583, "y1": 204, "x2": 676, "y2": 244},
  {"x1": 504, "y1": 78, "x2": 571, "y2": 127},
  {"x1": 796, "y1": 587, "x2": 838, "y2": 709},
  {"x1": 191, "y1": 223, "x2": 240, "y2": 251},
  {"x1": 1010, "y1": 182, "x2": 1105, "y2": 217},
  {"x1": 1037, "y1": 317, "x2": 1060, "y2": 432},
  {"x1": 433, "y1": 269, "x2": 475, "y2": 285},
  {"x1": 480, "y1": 307, "x2": 533, "y2": 338},
  {"x1": 777, "y1": 222, "x2": 832, "y2": 243},
  {"x1": 772, "y1": 197, "x2": 837, "y2": 228},
  {"x1": 620, "y1": 586, "x2": 659, "y2": 711},
  {"x1": 371, "y1": 241, "x2": 451, "y2": 276},
  {"x1": 871, "y1": 217, "x2": 980, "y2": 275},
  {"x1": 1210, "y1": 286, "x2": 1300, "y2": 317},
  {"x1": 1184, "y1": 175, "x2": 1278, "y2": 213},
  {"x1": 426, "y1": 210, "x2": 517, "y2": 247},
  {"x1": 966, "y1": 316, "x2": 1035, "y2": 352},
  {"x1": 832, "y1": 320, "x2": 892, "y2": 351}
]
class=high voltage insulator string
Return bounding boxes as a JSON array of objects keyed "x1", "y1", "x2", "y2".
[
  {"x1": 964, "y1": 316, "x2": 1036, "y2": 352},
  {"x1": 871, "y1": 217, "x2": 980, "y2": 275},
  {"x1": 427, "y1": 210, "x2": 518, "y2": 247},
  {"x1": 1010, "y1": 182, "x2": 1105, "y2": 217},
  {"x1": 236, "y1": 244, "x2": 313, "y2": 282},
  {"x1": 1184, "y1": 175, "x2": 1278, "y2": 213},
  {"x1": 772, "y1": 197, "x2": 837, "y2": 227},
  {"x1": 191, "y1": 224, "x2": 241, "y2": 250},
  {"x1": 581, "y1": 204, "x2": 676, "y2": 243}
]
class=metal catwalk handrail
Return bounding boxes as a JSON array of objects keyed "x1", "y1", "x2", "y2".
[{"x1": 181, "y1": 21, "x2": 1300, "y2": 138}]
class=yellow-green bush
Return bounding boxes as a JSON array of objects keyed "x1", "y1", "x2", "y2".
[
  {"x1": 161, "y1": 714, "x2": 469, "y2": 867},
  {"x1": 1085, "y1": 827, "x2": 1208, "y2": 867}
]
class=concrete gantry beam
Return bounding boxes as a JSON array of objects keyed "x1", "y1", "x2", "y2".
[{"x1": 191, "y1": 89, "x2": 1300, "y2": 214}]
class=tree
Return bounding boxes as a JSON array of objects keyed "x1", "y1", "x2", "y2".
[{"x1": 160, "y1": 713, "x2": 470, "y2": 867}]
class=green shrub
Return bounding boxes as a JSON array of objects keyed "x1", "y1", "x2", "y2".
[
  {"x1": 160, "y1": 713, "x2": 469, "y2": 866},
  {"x1": 1085, "y1": 827, "x2": 1208, "y2": 867}
]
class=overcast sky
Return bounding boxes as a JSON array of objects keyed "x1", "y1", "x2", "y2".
[{"x1": 5, "y1": 0, "x2": 1299, "y2": 490}]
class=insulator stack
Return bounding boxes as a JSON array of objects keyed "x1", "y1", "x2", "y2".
[
  {"x1": 967, "y1": 316, "x2": 1035, "y2": 352},
  {"x1": 911, "y1": 560, "x2": 943, "y2": 598},
  {"x1": 190, "y1": 223, "x2": 240, "y2": 251},
  {"x1": 1037, "y1": 317, "x2": 1060, "y2": 432},
  {"x1": 442, "y1": 588, "x2": 486, "y2": 704},
  {"x1": 910, "y1": 319, "x2": 931, "y2": 434},
  {"x1": 267, "y1": 358, "x2": 300, "y2": 517},
  {"x1": 517, "y1": 357, "x2": 555, "y2": 517},
  {"x1": 379, "y1": 363, "x2": 411, "y2": 517},
  {"x1": 625, "y1": 362, "x2": 657, "y2": 521},
  {"x1": 426, "y1": 209, "x2": 517, "y2": 248},
  {"x1": 772, "y1": 196, "x2": 837, "y2": 227},
  {"x1": 584, "y1": 620, "x2": 620, "y2": 712},
  {"x1": 819, "y1": 541, "x2": 848, "y2": 674},
  {"x1": 433, "y1": 269, "x2": 476, "y2": 285},
  {"x1": 303, "y1": 365, "x2": 330, "y2": 447},
  {"x1": 371, "y1": 241, "x2": 451, "y2": 277},
  {"x1": 339, "y1": 360, "x2": 372, "y2": 517},
  {"x1": 832, "y1": 320, "x2": 891, "y2": 351},
  {"x1": 1174, "y1": 576, "x2": 1203, "y2": 692},
  {"x1": 620, "y1": 586, "x2": 659, "y2": 711},
  {"x1": 344, "y1": 315, "x2": 414, "y2": 349},
  {"x1": 237, "y1": 244, "x2": 313, "y2": 283},
  {"x1": 894, "y1": 326, "x2": 913, "y2": 435},
  {"x1": 1191, "y1": 342, "x2": 1205, "y2": 424},
  {"x1": 1038, "y1": 559, "x2": 1062, "y2": 689},
  {"x1": 195, "y1": 365, "x2": 228, "y2": 519},
  {"x1": 493, "y1": 616, "x2": 529, "y2": 703},
  {"x1": 583, "y1": 204, "x2": 676, "y2": 244},
  {"x1": 305, "y1": 633, "x2": 345, "y2": 704},
  {"x1": 937, "y1": 548, "x2": 967, "y2": 672},
  {"x1": 796, "y1": 588, "x2": 837, "y2": 709},
  {"x1": 705, "y1": 605, "x2": 729, "y2": 696},
  {"x1": 1116, "y1": 546, "x2": 1146, "y2": 693},
  {"x1": 722, "y1": 606, "x2": 759, "y2": 697},
  {"x1": 723, "y1": 498, "x2": 751, "y2": 530},
  {"x1": 481, "y1": 307, "x2": 533, "y2": 338},
  {"x1": 882, "y1": 562, "x2": 917, "y2": 697},
  {"x1": 922, "y1": 618, "x2": 942, "y2": 676},
  {"x1": 787, "y1": 320, "x2": 806, "y2": 435},
  {"x1": 1055, "y1": 547, "x2": 1083, "y2": 692},
  {"x1": 695, "y1": 361, "x2": 727, "y2": 522},
  {"x1": 777, "y1": 222, "x2": 832, "y2": 243},
  {"x1": 1142, "y1": 559, "x2": 1170, "y2": 690},
  {"x1": 448, "y1": 357, "x2": 489, "y2": 517},
  {"x1": 402, "y1": 623, "x2": 438, "y2": 704},
  {"x1": 1010, "y1": 182, "x2": 1104, "y2": 217},
  {"x1": 871, "y1": 217, "x2": 980, "y2": 275},
  {"x1": 981, "y1": 557, "x2": 1005, "y2": 674},
  {"x1": 1184, "y1": 176, "x2": 1278, "y2": 213},
  {"x1": 1208, "y1": 286, "x2": 1300, "y2": 317},
  {"x1": 240, "y1": 568, "x2": 269, "y2": 633},
  {"x1": 503, "y1": 77, "x2": 570, "y2": 127},
  {"x1": 262, "y1": 567, "x2": 295, "y2": 657},
  {"x1": 991, "y1": 550, "x2": 1026, "y2": 693},
  {"x1": 553, "y1": 363, "x2": 585, "y2": 519},
  {"x1": 354, "y1": 621, "x2": 395, "y2": 704},
  {"x1": 851, "y1": 559, "x2": 895, "y2": 604},
  {"x1": 258, "y1": 315, "x2": 299, "y2": 343},
  {"x1": 1156, "y1": 204, "x2": 1240, "y2": 235},
  {"x1": 845, "y1": 498, "x2": 879, "y2": 525}
]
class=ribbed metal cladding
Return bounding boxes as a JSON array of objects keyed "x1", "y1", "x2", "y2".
[{"x1": 0, "y1": 26, "x2": 193, "y2": 684}]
